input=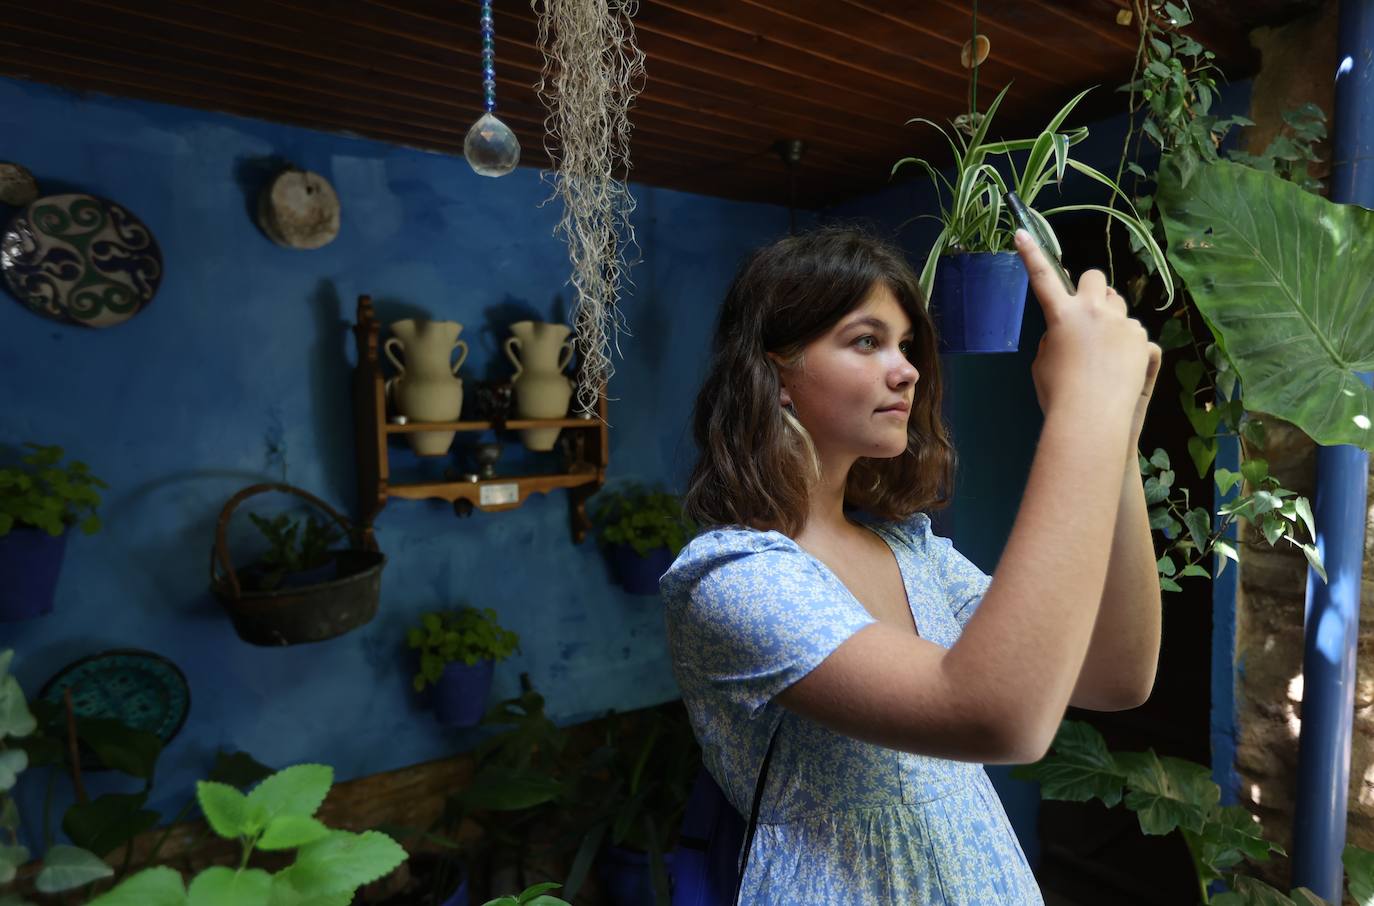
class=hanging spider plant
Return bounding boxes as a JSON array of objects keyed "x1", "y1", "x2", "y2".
[{"x1": 893, "y1": 83, "x2": 1173, "y2": 306}]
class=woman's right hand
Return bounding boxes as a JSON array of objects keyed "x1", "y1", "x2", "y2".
[{"x1": 1016, "y1": 229, "x2": 1152, "y2": 419}]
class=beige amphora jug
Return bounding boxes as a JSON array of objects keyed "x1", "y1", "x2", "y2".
[
  {"x1": 385, "y1": 319, "x2": 470, "y2": 456},
  {"x1": 504, "y1": 320, "x2": 574, "y2": 451}
]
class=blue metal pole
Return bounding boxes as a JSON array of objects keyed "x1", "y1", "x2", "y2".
[{"x1": 1290, "y1": 1, "x2": 1374, "y2": 896}]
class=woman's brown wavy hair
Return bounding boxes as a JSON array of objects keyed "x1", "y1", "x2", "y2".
[{"x1": 683, "y1": 226, "x2": 956, "y2": 536}]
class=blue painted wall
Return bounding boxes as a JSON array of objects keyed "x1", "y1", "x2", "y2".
[{"x1": 0, "y1": 75, "x2": 796, "y2": 844}]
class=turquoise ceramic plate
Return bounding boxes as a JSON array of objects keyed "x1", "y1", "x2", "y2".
[{"x1": 39, "y1": 648, "x2": 190, "y2": 745}]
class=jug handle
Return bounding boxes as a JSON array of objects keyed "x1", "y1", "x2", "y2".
[
  {"x1": 557, "y1": 341, "x2": 574, "y2": 374},
  {"x1": 383, "y1": 337, "x2": 406, "y2": 375},
  {"x1": 504, "y1": 337, "x2": 523, "y2": 382},
  {"x1": 451, "y1": 340, "x2": 470, "y2": 376}
]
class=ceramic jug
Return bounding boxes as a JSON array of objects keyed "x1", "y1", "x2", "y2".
[
  {"x1": 504, "y1": 320, "x2": 574, "y2": 451},
  {"x1": 386, "y1": 319, "x2": 470, "y2": 457}
]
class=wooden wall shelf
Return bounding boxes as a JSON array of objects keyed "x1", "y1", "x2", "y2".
[{"x1": 351, "y1": 295, "x2": 609, "y2": 544}]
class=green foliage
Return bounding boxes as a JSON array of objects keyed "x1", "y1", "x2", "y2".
[
  {"x1": 86, "y1": 763, "x2": 407, "y2": 906},
  {"x1": 0, "y1": 650, "x2": 111, "y2": 898},
  {"x1": 1110, "y1": 1, "x2": 1337, "y2": 592},
  {"x1": 245, "y1": 513, "x2": 343, "y2": 591},
  {"x1": 891, "y1": 82, "x2": 1170, "y2": 304},
  {"x1": 407, "y1": 607, "x2": 521, "y2": 692},
  {"x1": 481, "y1": 881, "x2": 572, "y2": 906},
  {"x1": 0, "y1": 444, "x2": 106, "y2": 537},
  {"x1": 591, "y1": 484, "x2": 694, "y2": 559},
  {"x1": 1156, "y1": 159, "x2": 1374, "y2": 453},
  {"x1": 1016, "y1": 720, "x2": 1374, "y2": 904}
]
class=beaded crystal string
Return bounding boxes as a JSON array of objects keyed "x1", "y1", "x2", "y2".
[{"x1": 464, "y1": 0, "x2": 521, "y2": 177}]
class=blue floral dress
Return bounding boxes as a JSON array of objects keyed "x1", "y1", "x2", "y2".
[{"x1": 659, "y1": 512, "x2": 1044, "y2": 905}]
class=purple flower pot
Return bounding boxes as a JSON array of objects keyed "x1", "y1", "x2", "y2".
[
  {"x1": 0, "y1": 527, "x2": 68, "y2": 622},
  {"x1": 432, "y1": 659, "x2": 495, "y2": 728},
  {"x1": 607, "y1": 544, "x2": 677, "y2": 596},
  {"x1": 929, "y1": 251, "x2": 1029, "y2": 354}
]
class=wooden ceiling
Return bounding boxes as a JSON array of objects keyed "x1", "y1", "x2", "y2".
[{"x1": 0, "y1": 0, "x2": 1317, "y2": 209}]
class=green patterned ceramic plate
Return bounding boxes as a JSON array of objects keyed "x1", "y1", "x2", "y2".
[{"x1": 1, "y1": 193, "x2": 163, "y2": 327}]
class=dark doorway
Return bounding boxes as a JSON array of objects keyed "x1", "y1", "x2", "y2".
[{"x1": 1032, "y1": 213, "x2": 1214, "y2": 906}]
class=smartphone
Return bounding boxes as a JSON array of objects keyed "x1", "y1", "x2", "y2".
[{"x1": 1004, "y1": 191, "x2": 1077, "y2": 296}]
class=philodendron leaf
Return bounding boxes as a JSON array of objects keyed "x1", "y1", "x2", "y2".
[
  {"x1": 206, "y1": 750, "x2": 275, "y2": 791},
  {"x1": 245, "y1": 764, "x2": 332, "y2": 824},
  {"x1": 0, "y1": 749, "x2": 27, "y2": 790},
  {"x1": 0, "y1": 675, "x2": 37, "y2": 741},
  {"x1": 34, "y1": 844, "x2": 113, "y2": 893},
  {"x1": 63, "y1": 793, "x2": 160, "y2": 857},
  {"x1": 256, "y1": 815, "x2": 331, "y2": 851},
  {"x1": 0, "y1": 844, "x2": 29, "y2": 883},
  {"x1": 1290, "y1": 889, "x2": 1333, "y2": 906},
  {"x1": 1345, "y1": 843, "x2": 1374, "y2": 905},
  {"x1": 85, "y1": 866, "x2": 188, "y2": 906},
  {"x1": 1010, "y1": 720, "x2": 1126, "y2": 807},
  {"x1": 186, "y1": 866, "x2": 272, "y2": 906},
  {"x1": 1213, "y1": 874, "x2": 1308, "y2": 905},
  {"x1": 281, "y1": 830, "x2": 407, "y2": 895},
  {"x1": 1156, "y1": 158, "x2": 1374, "y2": 451},
  {"x1": 1116, "y1": 751, "x2": 1218, "y2": 836}
]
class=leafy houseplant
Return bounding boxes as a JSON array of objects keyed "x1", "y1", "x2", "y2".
[
  {"x1": 1, "y1": 649, "x2": 115, "y2": 902},
  {"x1": 244, "y1": 512, "x2": 343, "y2": 591},
  {"x1": 481, "y1": 881, "x2": 572, "y2": 906},
  {"x1": 409, "y1": 608, "x2": 520, "y2": 727},
  {"x1": 84, "y1": 763, "x2": 407, "y2": 906},
  {"x1": 892, "y1": 82, "x2": 1170, "y2": 353},
  {"x1": 0, "y1": 444, "x2": 106, "y2": 621},
  {"x1": 591, "y1": 485, "x2": 695, "y2": 595},
  {"x1": 1015, "y1": 720, "x2": 1374, "y2": 905}
]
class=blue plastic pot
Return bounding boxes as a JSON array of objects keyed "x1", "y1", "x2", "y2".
[
  {"x1": 438, "y1": 868, "x2": 469, "y2": 906},
  {"x1": 598, "y1": 845, "x2": 675, "y2": 906},
  {"x1": 431, "y1": 659, "x2": 495, "y2": 728},
  {"x1": 0, "y1": 527, "x2": 68, "y2": 622},
  {"x1": 607, "y1": 544, "x2": 677, "y2": 596},
  {"x1": 929, "y1": 251, "x2": 1029, "y2": 354}
]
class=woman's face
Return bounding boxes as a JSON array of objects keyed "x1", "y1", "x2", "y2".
[{"x1": 776, "y1": 282, "x2": 920, "y2": 466}]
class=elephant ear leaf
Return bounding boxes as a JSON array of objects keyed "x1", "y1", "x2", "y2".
[{"x1": 1156, "y1": 158, "x2": 1374, "y2": 451}]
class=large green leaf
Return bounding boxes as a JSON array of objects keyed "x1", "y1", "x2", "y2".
[
  {"x1": 1010, "y1": 720, "x2": 1125, "y2": 807},
  {"x1": 1157, "y1": 158, "x2": 1374, "y2": 450},
  {"x1": 1116, "y1": 750, "x2": 1218, "y2": 836},
  {"x1": 1346, "y1": 843, "x2": 1374, "y2": 905},
  {"x1": 85, "y1": 866, "x2": 187, "y2": 906},
  {"x1": 34, "y1": 844, "x2": 113, "y2": 893},
  {"x1": 245, "y1": 764, "x2": 332, "y2": 826},
  {"x1": 187, "y1": 866, "x2": 272, "y2": 906},
  {"x1": 280, "y1": 830, "x2": 407, "y2": 895},
  {"x1": 63, "y1": 793, "x2": 160, "y2": 857}
]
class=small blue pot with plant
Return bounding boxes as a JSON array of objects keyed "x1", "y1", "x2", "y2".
[
  {"x1": 0, "y1": 444, "x2": 105, "y2": 622},
  {"x1": 409, "y1": 607, "x2": 520, "y2": 728},
  {"x1": 893, "y1": 83, "x2": 1167, "y2": 354},
  {"x1": 592, "y1": 484, "x2": 695, "y2": 596}
]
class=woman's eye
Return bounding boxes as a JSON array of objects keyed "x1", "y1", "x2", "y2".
[
  {"x1": 854, "y1": 336, "x2": 878, "y2": 350},
  {"x1": 899, "y1": 341, "x2": 913, "y2": 356}
]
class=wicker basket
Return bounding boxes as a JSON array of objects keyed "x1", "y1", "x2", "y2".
[{"x1": 210, "y1": 483, "x2": 384, "y2": 646}]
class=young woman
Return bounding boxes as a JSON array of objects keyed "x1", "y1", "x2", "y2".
[{"x1": 659, "y1": 226, "x2": 1163, "y2": 904}]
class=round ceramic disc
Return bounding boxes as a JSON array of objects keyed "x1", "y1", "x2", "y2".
[
  {"x1": 1, "y1": 193, "x2": 163, "y2": 327},
  {"x1": 39, "y1": 648, "x2": 190, "y2": 745}
]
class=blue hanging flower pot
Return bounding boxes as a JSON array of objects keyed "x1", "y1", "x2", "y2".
[
  {"x1": 928, "y1": 251, "x2": 1029, "y2": 354},
  {"x1": 0, "y1": 527, "x2": 68, "y2": 621},
  {"x1": 431, "y1": 659, "x2": 495, "y2": 728},
  {"x1": 606, "y1": 544, "x2": 677, "y2": 596}
]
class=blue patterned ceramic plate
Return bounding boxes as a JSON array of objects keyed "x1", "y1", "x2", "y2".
[
  {"x1": 39, "y1": 649, "x2": 190, "y2": 745},
  {"x1": 1, "y1": 193, "x2": 163, "y2": 327}
]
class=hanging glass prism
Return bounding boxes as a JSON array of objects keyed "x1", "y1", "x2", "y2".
[{"x1": 464, "y1": 0, "x2": 520, "y2": 177}]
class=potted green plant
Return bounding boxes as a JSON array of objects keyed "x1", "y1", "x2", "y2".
[
  {"x1": 591, "y1": 484, "x2": 695, "y2": 595},
  {"x1": 0, "y1": 444, "x2": 105, "y2": 622},
  {"x1": 892, "y1": 83, "x2": 1170, "y2": 353},
  {"x1": 409, "y1": 607, "x2": 521, "y2": 728},
  {"x1": 242, "y1": 511, "x2": 342, "y2": 590}
]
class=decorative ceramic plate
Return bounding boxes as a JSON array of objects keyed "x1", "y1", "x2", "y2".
[
  {"x1": 39, "y1": 648, "x2": 190, "y2": 746},
  {"x1": 257, "y1": 169, "x2": 340, "y2": 250},
  {"x1": 1, "y1": 193, "x2": 163, "y2": 327}
]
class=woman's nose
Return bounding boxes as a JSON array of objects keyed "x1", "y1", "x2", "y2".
[{"x1": 891, "y1": 356, "x2": 919, "y2": 387}]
